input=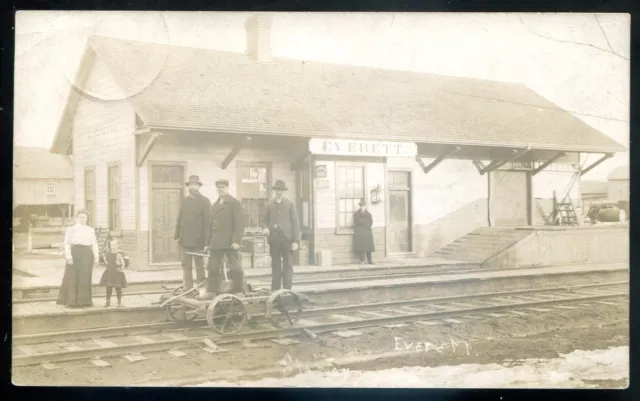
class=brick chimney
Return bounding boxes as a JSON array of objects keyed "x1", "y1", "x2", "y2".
[{"x1": 245, "y1": 14, "x2": 272, "y2": 62}]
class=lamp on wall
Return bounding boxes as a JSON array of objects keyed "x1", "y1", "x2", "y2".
[{"x1": 370, "y1": 184, "x2": 383, "y2": 204}]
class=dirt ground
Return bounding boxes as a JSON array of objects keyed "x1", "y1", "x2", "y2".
[{"x1": 12, "y1": 299, "x2": 628, "y2": 387}]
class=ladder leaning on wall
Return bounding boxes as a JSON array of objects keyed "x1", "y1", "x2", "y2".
[{"x1": 551, "y1": 162, "x2": 583, "y2": 226}]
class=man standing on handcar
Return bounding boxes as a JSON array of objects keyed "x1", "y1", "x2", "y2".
[{"x1": 199, "y1": 179, "x2": 245, "y2": 300}]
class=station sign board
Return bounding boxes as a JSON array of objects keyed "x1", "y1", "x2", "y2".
[{"x1": 309, "y1": 138, "x2": 417, "y2": 158}]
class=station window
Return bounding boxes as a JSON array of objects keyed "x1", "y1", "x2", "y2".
[
  {"x1": 237, "y1": 163, "x2": 271, "y2": 228},
  {"x1": 108, "y1": 164, "x2": 120, "y2": 231},
  {"x1": 84, "y1": 167, "x2": 96, "y2": 226},
  {"x1": 336, "y1": 165, "x2": 365, "y2": 229},
  {"x1": 46, "y1": 180, "x2": 56, "y2": 195}
]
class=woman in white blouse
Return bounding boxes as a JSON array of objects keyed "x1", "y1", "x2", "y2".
[{"x1": 56, "y1": 210, "x2": 99, "y2": 307}]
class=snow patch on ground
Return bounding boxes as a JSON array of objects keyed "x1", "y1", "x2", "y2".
[{"x1": 194, "y1": 346, "x2": 628, "y2": 388}]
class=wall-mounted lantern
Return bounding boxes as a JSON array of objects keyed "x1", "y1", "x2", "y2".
[{"x1": 370, "y1": 184, "x2": 383, "y2": 204}]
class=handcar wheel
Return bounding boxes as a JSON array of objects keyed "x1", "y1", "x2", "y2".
[
  {"x1": 165, "y1": 304, "x2": 198, "y2": 322},
  {"x1": 266, "y1": 289, "x2": 303, "y2": 328},
  {"x1": 206, "y1": 294, "x2": 247, "y2": 335}
]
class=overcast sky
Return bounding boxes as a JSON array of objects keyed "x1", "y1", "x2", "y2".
[{"x1": 14, "y1": 11, "x2": 629, "y2": 180}]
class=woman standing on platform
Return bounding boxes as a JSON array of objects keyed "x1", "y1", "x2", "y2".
[
  {"x1": 56, "y1": 210, "x2": 99, "y2": 308},
  {"x1": 353, "y1": 199, "x2": 375, "y2": 265}
]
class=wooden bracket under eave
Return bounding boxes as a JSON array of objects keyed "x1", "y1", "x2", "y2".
[
  {"x1": 481, "y1": 147, "x2": 531, "y2": 175},
  {"x1": 581, "y1": 153, "x2": 614, "y2": 176},
  {"x1": 472, "y1": 160, "x2": 486, "y2": 174},
  {"x1": 416, "y1": 146, "x2": 462, "y2": 175},
  {"x1": 137, "y1": 132, "x2": 162, "y2": 167},
  {"x1": 290, "y1": 150, "x2": 311, "y2": 171},
  {"x1": 532, "y1": 151, "x2": 566, "y2": 176},
  {"x1": 221, "y1": 145, "x2": 242, "y2": 170}
]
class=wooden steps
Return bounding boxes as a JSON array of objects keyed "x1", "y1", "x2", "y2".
[{"x1": 431, "y1": 227, "x2": 533, "y2": 264}]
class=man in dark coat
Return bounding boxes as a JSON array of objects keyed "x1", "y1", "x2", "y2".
[
  {"x1": 263, "y1": 180, "x2": 300, "y2": 291},
  {"x1": 201, "y1": 179, "x2": 245, "y2": 299},
  {"x1": 175, "y1": 175, "x2": 211, "y2": 290},
  {"x1": 353, "y1": 199, "x2": 375, "y2": 264}
]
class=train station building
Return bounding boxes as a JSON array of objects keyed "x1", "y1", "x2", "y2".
[{"x1": 50, "y1": 16, "x2": 626, "y2": 269}]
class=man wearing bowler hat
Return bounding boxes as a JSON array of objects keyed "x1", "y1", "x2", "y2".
[
  {"x1": 175, "y1": 175, "x2": 211, "y2": 291},
  {"x1": 201, "y1": 179, "x2": 245, "y2": 299},
  {"x1": 263, "y1": 179, "x2": 300, "y2": 291}
]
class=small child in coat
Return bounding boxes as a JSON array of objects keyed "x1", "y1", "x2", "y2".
[{"x1": 99, "y1": 238, "x2": 128, "y2": 307}]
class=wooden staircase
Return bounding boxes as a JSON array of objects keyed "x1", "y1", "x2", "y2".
[{"x1": 431, "y1": 227, "x2": 534, "y2": 264}]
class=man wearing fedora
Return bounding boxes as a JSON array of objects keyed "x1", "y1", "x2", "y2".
[
  {"x1": 263, "y1": 179, "x2": 300, "y2": 291},
  {"x1": 175, "y1": 175, "x2": 211, "y2": 291},
  {"x1": 201, "y1": 179, "x2": 245, "y2": 299}
]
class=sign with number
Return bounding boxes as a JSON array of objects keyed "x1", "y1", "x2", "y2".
[{"x1": 315, "y1": 165, "x2": 328, "y2": 178}]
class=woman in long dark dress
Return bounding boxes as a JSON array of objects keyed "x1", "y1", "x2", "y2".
[
  {"x1": 353, "y1": 199, "x2": 375, "y2": 264},
  {"x1": 56, "y1": 210, "x2": 98, "y2": 308}
]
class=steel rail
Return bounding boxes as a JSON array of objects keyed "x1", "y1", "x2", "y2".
[
  {"x1": 13, "y1": 280, "x2": 627, "y2": 345},
  {"x1": 12, "y1": 284, "x2": 627, "y2": 367},
  {"x1": 13, "y1": 280, "x2": 628, "y2": 346}
]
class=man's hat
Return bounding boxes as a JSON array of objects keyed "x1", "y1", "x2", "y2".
[
  {"x1": 272, "y1": 179, "x2": 288, "y2": 190},
  {"x1": 185, "y1": 175, "x2": 202, "y2": 186},
  {"x1": 359, "y1": 199, "x2": 366, "y2": 206},
  {"x1": 215, "y1": 179, "x2": 230, "y2": 187}
]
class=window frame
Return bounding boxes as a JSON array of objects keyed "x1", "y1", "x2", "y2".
[
  {"x1": 84, "y1": 166, "x2": 96, "y2": 227},
  {"x1": 46, "y1": 180, "x2": 56, "y2": 195},
  {"x1": 107, "y1": 161, "x2": 121, "y2": 233},
  {"x1": 334, "y1": 162, "x2": 367, "y2": 235},
  {"x1": 236, "y1": 161, "x2": 272, "y2": 229}
]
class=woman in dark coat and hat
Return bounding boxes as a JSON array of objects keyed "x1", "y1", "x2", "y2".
[
  {"x1": 353, "y1": 199, "x2": 375, "y2": 264},
  {"x1": 57, "y1": 209, "x2": 99, "y2": 307}
]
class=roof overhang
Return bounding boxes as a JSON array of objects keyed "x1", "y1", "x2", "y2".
[{"x1": 142, "y1": 124, "x2": 624, "y2": 163}]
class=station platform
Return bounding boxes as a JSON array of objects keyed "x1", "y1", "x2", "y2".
[{"x1": 12, "y1": 253, "x2": 468, "y2": 299}]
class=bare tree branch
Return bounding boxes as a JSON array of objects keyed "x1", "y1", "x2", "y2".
[{"x1": 519, "y1": 16, "x2": 629, "y2": 61}]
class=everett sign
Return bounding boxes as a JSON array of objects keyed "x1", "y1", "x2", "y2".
[{"x1": 309, "y1": 138, "x2": 417, "y2": 158}]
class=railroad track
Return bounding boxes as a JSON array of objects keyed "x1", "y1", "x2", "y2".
[{"x1": 12, "y1": 281, "x2": 628, "y2": 367}]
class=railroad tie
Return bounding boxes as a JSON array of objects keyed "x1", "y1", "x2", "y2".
[
  {"x1": 92, "y1": 338, "x2": 117, "y2": 348},
  {"x1": 132, "y1": 335, "x2": 154, "y2": 344},
  {"x1": 397, "y1": 306, "x2": 424, "y2": 314},
  {"x1": 168, "y1": 350, "x2": 187, "y2": 357},
  {"x1": 484, "y1": 313, "x2": 508, "y2": 318},
  {"x1": 163, "y1": 332, "x2": 189, "y2": 341},
  {"x1": 123, "y1": 353, "x2": 147, "y2": 363},
  {"x1": 331, "y1": 330, "x2": 363, "y2": 338},
  {"x1": 297, "y1": 318, "x2": 322, "y2": 326},
  {"x1": 526, "y1": 307, "x2": 552, "y2": 312},
  {"x1": 91, "y1": 359, "x2": 111, "y2": 368},
  {"x1": 415, "y1": 320, "x2": 441, "y2": 326},
  {"x1": 329, "y1": 314, "x2": 362, "y2": 322},
  {"x1": 356, "y1": 310, "x2": 393, "y2": 319},
  {"x1": 17, "y1": 345, "x2": 36, "y2": 355},
  {"x1": 271, "y1": 338, "x2": 301, "y2": 345}
]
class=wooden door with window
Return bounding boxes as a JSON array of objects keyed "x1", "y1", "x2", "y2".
[
  {"x1": 150, "y1": 165, "x2": 183, "y2": 263},
  {"x1": 388, "y1": 171, "x2": 412, "y2": 253}
]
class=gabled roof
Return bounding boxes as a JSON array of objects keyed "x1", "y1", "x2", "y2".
[
  {"x1": 14, "y1": 146, "x2": 73, "y2": 179},
  {"x1": 608, "y1": 165, "x2": 629, "y2": 181},
  {"x1": 51, "y1": 35, "x2": 626, "y2": 155}
]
